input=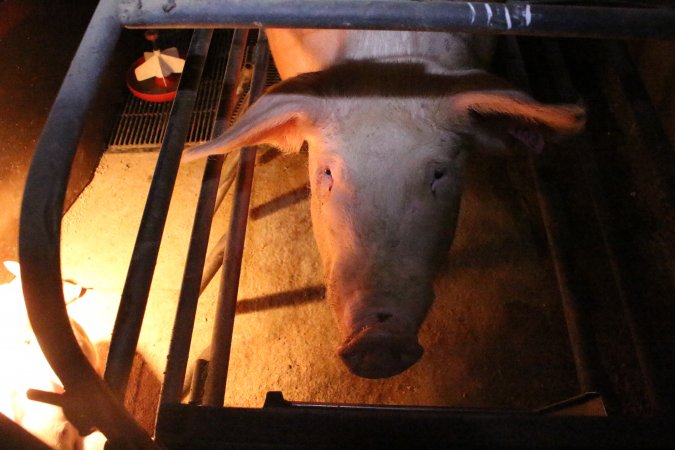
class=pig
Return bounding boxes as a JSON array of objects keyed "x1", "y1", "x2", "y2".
[
  {"x1": 0, "y1": 261, "x2": 102, "y2": 450},
  {"x1": 182, "y1": 28, "x2": 585, "y2": 379}
]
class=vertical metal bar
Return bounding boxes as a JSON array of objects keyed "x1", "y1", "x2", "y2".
[
  {"x1": 187, "y1": 359, "x2": 210, "y2": 405},
  {"x1": 500, "y1": 37, "x2": 605, "y2": 395},
  {"x1": 599, "y1": 41, "x2": 675, "y2": 415},
  {"x1": 603, "y1": 42, "x2": 675, "y2": 210},
  {"x1": 158, "y1": 29, "x2": 249, "y2": 408},
  {"x1": 104, "y1": 29, "x2": 214, "y2": 399},
  {"x1": 537, "y1": 39, "x2": 654, "y2": 414},
  {"x1": 199, "y1": 155, "x2": 242, "y2": 294},
  {"x1": 203, "y1": 31, "x2": 270, "y2": 407},
  {"x1": 19, "y1": 0, "x2": 157, "y2": 446},
  {"x1": 524, "y1": 37, "x2": 675, "y2": 415}
]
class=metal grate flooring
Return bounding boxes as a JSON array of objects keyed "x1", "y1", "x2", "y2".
[{"x1": 107, "y1": 30, "x2": 281, "y2": 153}]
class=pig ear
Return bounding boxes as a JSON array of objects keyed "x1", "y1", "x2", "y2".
[
  {"x1": 182, "y1": 94, "x2": 325, "y2": 161},
  {"x1": 448, "y1": 91, "x2": 586, "y2": 154}
]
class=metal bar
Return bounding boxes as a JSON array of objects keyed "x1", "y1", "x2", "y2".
[
  {"x1": 263, "y1": 391, "x2": 527, "y2": 414},
  {"x1": 1, "y1": 412, "x2": 53, "y2": 450},
  {"x1": 521, "y1": 37, "x2": 627, "y2": 411},
  {"x1": 199, "y1": 158, "x2": 243, "y2": 294},
  {"x1": 118, "y1": 0, "x2": 675, "y2": 40},
  {"x1": 159, "y1": 28, "x2": 249, "y2": 408},
  {"x1": 156, "y1": 403, "x2": 675, "y2": 449},
  {"x1": 18, "y1": 0, "x2": 157, "y2": 447},
  {"x1": 188, "y1": 359, "x2": 210, "y2": 405},
  {"x1": 203, "y1": 31, "x2": 271, "y2": 407},
  {"x1": 604, "y1": 41, "x2": 675, "y2": 211},
  {"x1": 499, "y1": 37, "x2": 606, "y2": 395},
  {"x1": 597, "y1": 41, "x2": 675, "y2": 415},
  {"x1": 104, "y1": 29, "x2": 214, "y2": 399},
  {"x1": 199, "y1": 232, "x2": 229, "y2": 295},
  {"x1": 214, "y1": 151, "x2": 242, "y2": 213}
]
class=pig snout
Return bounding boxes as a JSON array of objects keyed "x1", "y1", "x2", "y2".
[{"x1": 336, "y1": 312, "x2": 423, "y2": 379}]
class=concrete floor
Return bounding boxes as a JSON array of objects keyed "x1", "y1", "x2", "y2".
[
  {"x1": 0, "y1": 0, "x2": 143, "y2": 275},
  {"x1": 60, "y1": 144, "x2": 578, "y2": 431}
]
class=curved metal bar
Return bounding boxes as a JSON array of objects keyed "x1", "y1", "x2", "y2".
[
  {"x1": 118, "y1": 0, "x2": 675, "y2": 40},
  {"x1": 18, "y1": 0, "x2": 157, "y2": 448}
]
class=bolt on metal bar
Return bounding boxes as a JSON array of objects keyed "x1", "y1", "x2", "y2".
[
  {"x1": 118, "y1": 0, "x2": 675, "y2": 40},
  {"x1": 159, "y1": 28, "x2": 250, "y2": 408},
  {"x1": 104, "y1": 29, "x2": 214, "y2": 399},
  {"x1": 18, "y1": 0, "x2": 157, "y2": 447},
  {"x1": 203, "y1": 31, "x2": 271, "y2": 407},
  {"x1": 499, "y1": 37, "x2": 607, "y2": 396}
]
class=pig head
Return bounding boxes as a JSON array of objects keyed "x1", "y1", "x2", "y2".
[{"x1": 183, "y1": 31, "x2": 584, "y2": 379}]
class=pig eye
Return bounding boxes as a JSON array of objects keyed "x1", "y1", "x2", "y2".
[
  {"x1": 430, "y1": 167, "x2": 447, "y2": 194},
  {"x1": 318, "y1": 167, "x2": 334, "y2": 193},
  {"x1": 425, "y1": 161, "x2": 452, "y2": 197}
]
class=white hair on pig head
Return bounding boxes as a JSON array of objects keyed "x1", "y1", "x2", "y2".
[{"x1": 183, "y1": 63, "x2": 585, "y2": 378}]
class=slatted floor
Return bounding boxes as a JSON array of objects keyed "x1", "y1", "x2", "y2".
[{"x1": 107, "y1": 30, "x2": 281, "y2": 153}]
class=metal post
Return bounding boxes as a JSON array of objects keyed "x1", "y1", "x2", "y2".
[
  {"x1": 203, "y1": 31, "x2": 271, "y2": 407},
  {"x1": 118, "y1": 0, "x2": 675, "y2": 40},
  {"x1": 159, "y1": 29, "x2": 250, "y2": 407},
  {"x1": 104, "y1": 29, "x2": 214, "y2": 399}
]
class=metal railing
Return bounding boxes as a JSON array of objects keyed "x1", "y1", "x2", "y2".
[{"x1": 18, "y1": 0, "x2": 675, "y2": 448}]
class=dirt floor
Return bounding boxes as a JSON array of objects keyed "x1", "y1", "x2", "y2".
[{"x1": 60, "y1": 142, "x2": 579, "y2": 431}]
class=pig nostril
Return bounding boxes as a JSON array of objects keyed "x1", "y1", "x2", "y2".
[{"x1": 376, "y1": 313, "x2": 392, "y2": 323}]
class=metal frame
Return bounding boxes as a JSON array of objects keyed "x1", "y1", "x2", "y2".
[
  {"x1": 17, "y1": 0, "x2": 675, "y2": 448},
  {"x1": 119, "y1": 0, "x2": 675, "y2": 39}
]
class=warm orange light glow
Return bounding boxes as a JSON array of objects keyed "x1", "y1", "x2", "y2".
[{"x1": 0, "y1": 261, "x2": 104, "y2": 450}]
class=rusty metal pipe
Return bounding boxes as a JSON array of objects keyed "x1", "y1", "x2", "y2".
[{"x1": 203, "y1": 32, "x2": 271, "y2": 407}]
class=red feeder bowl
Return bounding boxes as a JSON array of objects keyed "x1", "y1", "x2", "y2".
[{"x1": 126, "y1": 56, "x2": 181, "y2": 103}]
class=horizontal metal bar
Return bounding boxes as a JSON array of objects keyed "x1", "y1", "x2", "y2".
[
  {"x1": 266, "y1": 391, "x2": 606, "y2": 416},
  {"x1": 119, "y1": 0, "x2": 675, "y2": 40},
  {"x1": 18, "y1": 0, "x2": 158, "y2": 447},
  {"x1": 263, "y1": 391, "x2": 527, "y2": 414},
  {"x1": 156, "y1": 403, "x2": 675, "y2": 449}
]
